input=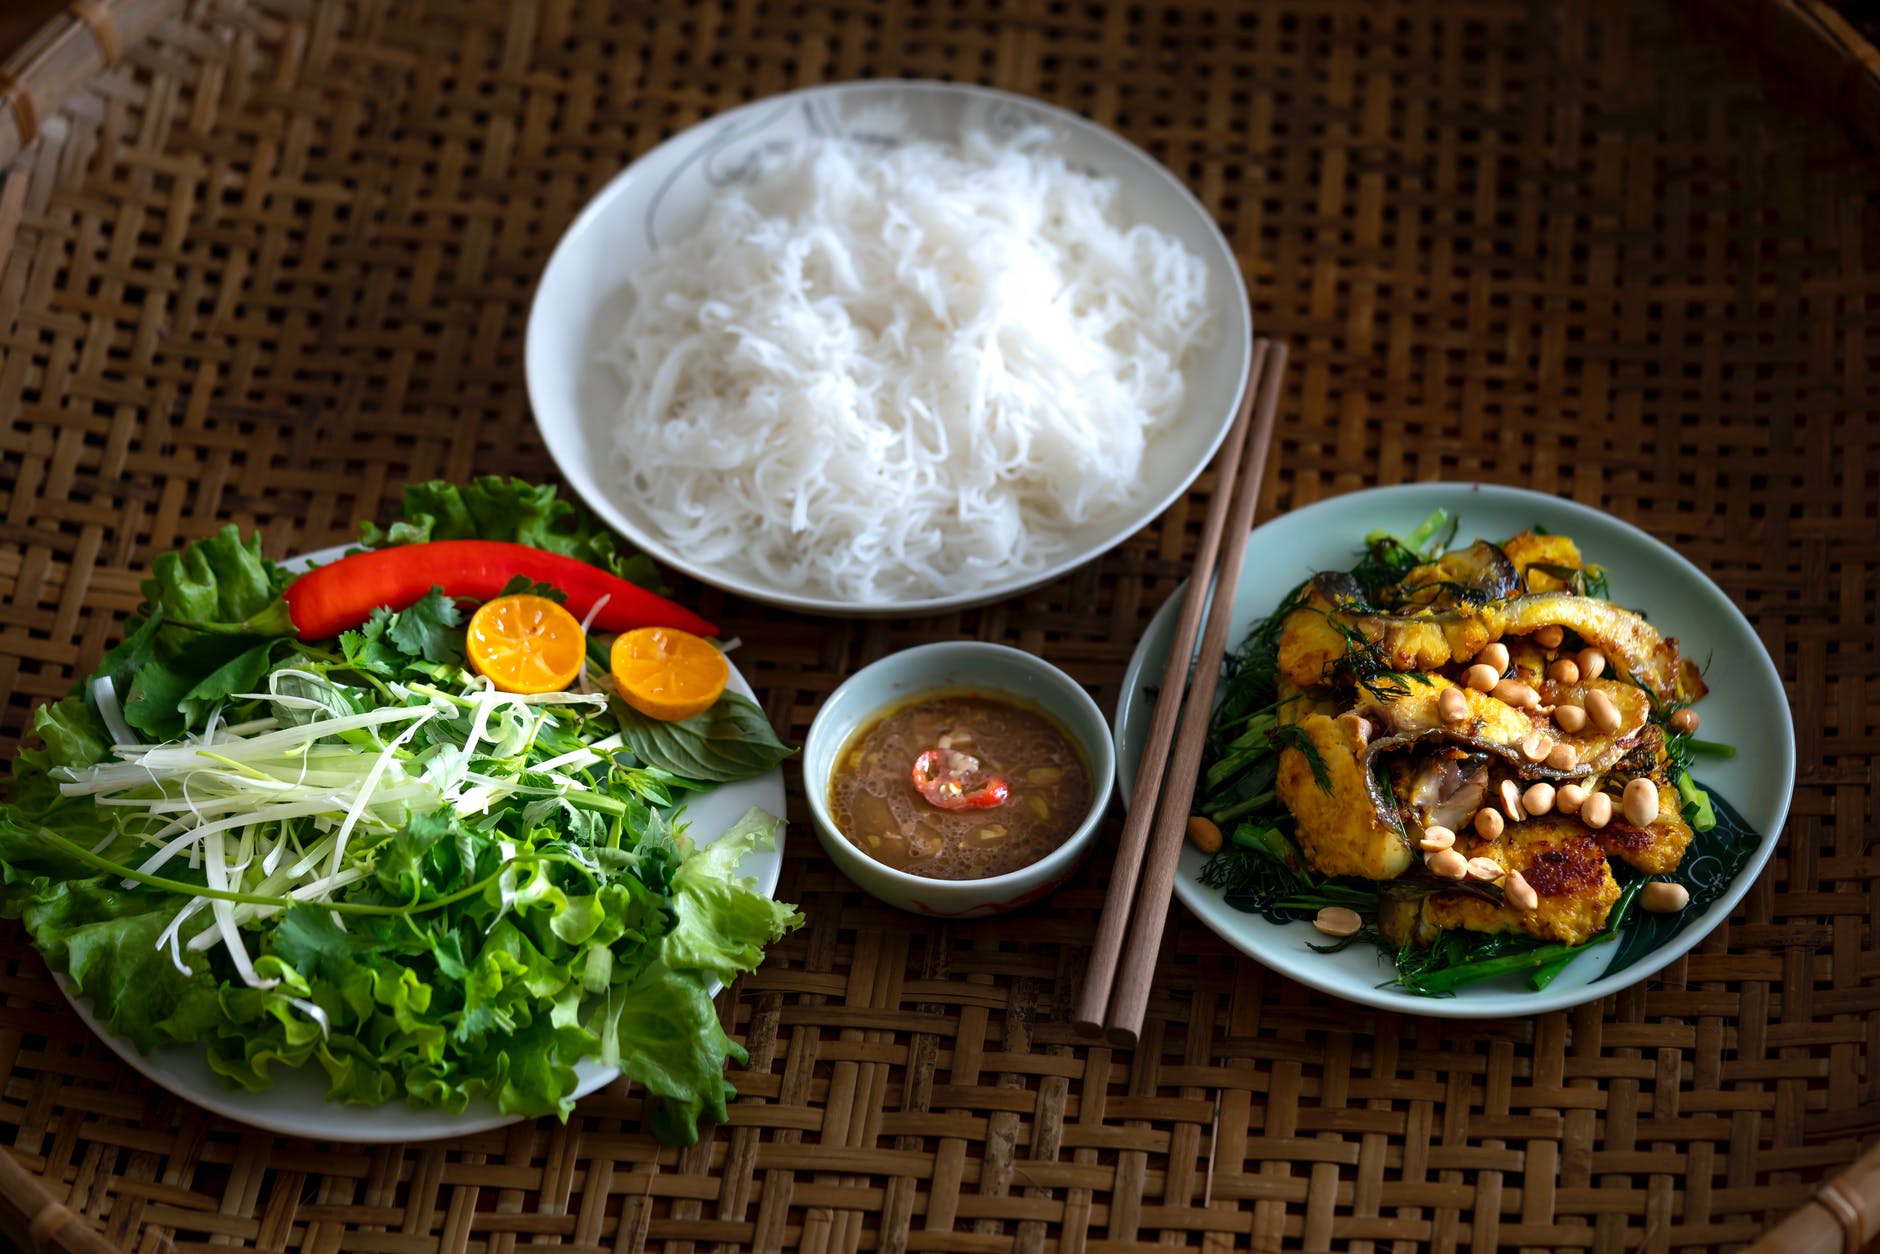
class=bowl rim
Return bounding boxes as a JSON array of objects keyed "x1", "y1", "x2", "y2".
[
  {"x1": 803, "y1": 641, "x2": 1117, "y2": 894},
  {"x1": 524, "y1": 76, "x2": 1253, "y2": 618}
]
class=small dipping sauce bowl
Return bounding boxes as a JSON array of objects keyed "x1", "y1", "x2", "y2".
[{"x1": 804, "y1": 642, "x2": 1115, "y2": 918}]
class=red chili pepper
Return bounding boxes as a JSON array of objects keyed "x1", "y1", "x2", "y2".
[
  {"x1": 911, "y1": 748, "x2": 1010, "y2": 811},
  {"x1": 283, "y1": 540, "x2": 716, "y2": 640}
]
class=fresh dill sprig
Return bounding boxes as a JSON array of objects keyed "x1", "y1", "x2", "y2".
[
  {"x1": 1200, "y1": 824, "x2": 1374, "y2": 925},
  {"x1": 1211, "y1": 579, "x2": 1310, "y2": 733},
  {"x1": 1268, "y1": 723, "x2": 1332, "y2": 796}
]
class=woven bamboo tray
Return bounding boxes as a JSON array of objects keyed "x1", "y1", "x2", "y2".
[{"x1": 1, "y1": 1, "x2": 1876, "y2": 1251}]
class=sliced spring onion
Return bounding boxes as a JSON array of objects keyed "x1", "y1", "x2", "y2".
[
  {"x1": 53, "y1": 670, "x2": 634, "y2": 988},
  {"x1": 323, "y1": 710, "x2": 435, "y2": 882},
  {"x1": 1675, "y1": 770, "x2": 1717, "y2": 832},
  {"x1": 90, "y1": 675, "x2": 136, "y2": 748},
  {"x1": 204, "y1": 828, "x2": 276, "y2": 990},
  {"x1": 581, "y1": 944, "x2": 613, "y2": 995},
  {"x1": 286, "y1": 998, "x2": 331, "y2": 1039}
]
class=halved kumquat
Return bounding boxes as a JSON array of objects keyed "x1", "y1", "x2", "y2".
[
  {"x1": 465, "y1": 594, "x2": 586, "y2": 694},
  {"x1": 610, "y1": 626, "x2": 728, "y2": 722}
]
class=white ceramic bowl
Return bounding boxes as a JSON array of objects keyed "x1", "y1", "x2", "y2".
[
  {"x1": 525, "y1": 79, "x2": 1252, "y2": 617},
  {"x1": 803, "y1": 642, "x2": 1115, "y2": 917}
]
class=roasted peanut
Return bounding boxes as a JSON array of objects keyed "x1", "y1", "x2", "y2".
[
  {"x1": 1438, "y1": 687, "x2": 1470, "y2": 723},
  {"x1": 1577, "y1": 648, "x2": 1607, "y2": 680},
  {"x1": 1464, "y1": 663, "x2": 1500, "y2": 692},
  {"x1": 1580, "y1": 791, "x2": 1613, "y2": 829},
  {"x1": 1640, "y1": 881, "x2": 1691, "y2": 913},
  {"x1": 1418, "y1": 824, "x2": 1457, "y2": 852},
  {"x1": 1465, "y1": 856, "x2": 1506, "y2": 882},
  {"x1": 1474, "y1": 807, "x2": 1505, "y2": 840},
  {"x1": 1505, "y1": 871, "x2": 1540, "y2": 911},
  {"x1": 1520, "y1": 732, "x2": 1552, "y2": 762},
  {"x1": 1554, "y1": 704, "x2": 1589, "y2": 733},
  {"x1": 1669, "y1": 707, "x2": 1700, "y2": 735},
  {"x1": 1622, "y1": 777, "x2": 1659, "y2": 827},
  {"x1": 1584, "y1": 688, "x2": 1622, "y2": 733},
  {"x1": 1533, "y1": 624, "x2": 1566, "y2": 649},
  {"x1": 1314, "y1": 905, "x2": 1364, "y2": 937},
  {"x1": 1556, "y1": 783, "x2": 1588, "y2": 814},
  {"x1": 1477, "y1": 642, "x2": 1511, "y2": 673},
  {"x1": 1547, "y1": 657, "x2": 1581, "y2": 685},
  {"x1": 1522, "y1": 782, "x2": 1556, "y2": 816},
  {"x1": 1546, "y1": 742, "x2": 1578, "y2": 771},
  {"x1": 1428, "y1": 848, "x2": 1469, "y2": 879},
  {"x1": 1492, "y1": 679, "x2": 1540, "y2": 708},
  {"x1": 1186, "y1": 815, "x2": 1223, "y2": 854},
  {"x1": 1499, "y1": 778, "x2": 1527, "y2": 821}
]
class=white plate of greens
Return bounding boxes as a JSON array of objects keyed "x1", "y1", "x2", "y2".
[
  {"x1": 1114, "y1": 482, "x2": 1794, "y2": 1018},
  {"x1": 5, "y1": 482, "x2": 795, "y2": 1142}
]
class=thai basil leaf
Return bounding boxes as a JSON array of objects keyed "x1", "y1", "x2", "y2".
[{"x1": 612, "y1": 694, "x2": 795, "y2": 784}]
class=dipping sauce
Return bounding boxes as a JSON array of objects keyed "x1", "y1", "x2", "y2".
[{"x1": 828, "y1": 690, "x2": 1091, "y2": 880}]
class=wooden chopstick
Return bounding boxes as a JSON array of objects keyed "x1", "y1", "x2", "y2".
[
  {"x1": 1072, "y1": 338, "x2": 1273, "y2": 1037},
  {"x1": 1102, "y1": 341, "x2": 1289, "y2": 1047}
]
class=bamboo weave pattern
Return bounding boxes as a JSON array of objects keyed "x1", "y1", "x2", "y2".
[{"x1": 1, "y1": 1, "x2": 1876, "y2": 1250}]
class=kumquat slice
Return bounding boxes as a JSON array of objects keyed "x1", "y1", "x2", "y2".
[
  {"x1": 609, "y1": 626, "x2": 729, "y2": 722},
  {"x1": 464, "y1": 594, "x2": 586, "y2": 694}
]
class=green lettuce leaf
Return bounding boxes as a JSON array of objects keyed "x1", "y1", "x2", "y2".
[
  {"x1": 0, "y1": 808, "x2": 116, "y2": 889},
  {"x1": 583, "y1": 806, "x2": 800, "y2": 1145},
  {"x1": 16, "y1": 696, "x2": 109, "y2": 782},
  {"x1": 87, "y1": 526, "x2": 300, "y2": 740},
  {"x1": 610, "y1": 960, "x2": 743, "y2": 1145},
  {"x1": 358, "y1": 476, "x2": 660, "y2": 590},
  {"x1": 664, "y1": 807, "x2": 800, "y2": 984},
  {"x1": 17, "y1": 877, "x2": 224, "y2": 1052},
  {"x1": 141, "y1": 525, "x2": 289, "y2": 629},
  {"x1": 96, "y1": 608, "x2": 165, "y2": 689}
]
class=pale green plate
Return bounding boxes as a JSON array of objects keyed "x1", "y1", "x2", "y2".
[{"x1": 1113, "y1": 483, "x2": 1795, "y2": 1018}]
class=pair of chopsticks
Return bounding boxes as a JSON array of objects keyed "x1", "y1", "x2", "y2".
[{"x1": 1074, "y1": 337, "x2": 1288, "y2": 1047}]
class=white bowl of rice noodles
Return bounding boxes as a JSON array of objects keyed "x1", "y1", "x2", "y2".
[{"x1": 526, "y1": 80, "x2": 1252, "y2": 616}]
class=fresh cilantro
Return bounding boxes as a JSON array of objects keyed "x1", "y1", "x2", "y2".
[
  {"x1": 498, "y1": 574, "x2": 568, "y2": 603},
  {"x1": 385, "y1": 588, "x2": 463, "y2": 663},
  {"x1": 339, "y1": 619, "x2": 403, "y2": 676}
]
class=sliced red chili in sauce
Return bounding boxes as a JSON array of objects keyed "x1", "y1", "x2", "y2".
[{"x1": 911, "y1": 747, "x2": 1010, "y2": 811}]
